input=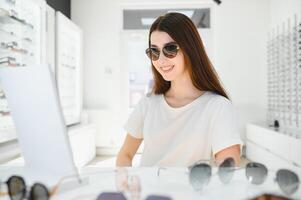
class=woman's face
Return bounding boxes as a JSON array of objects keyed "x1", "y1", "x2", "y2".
[{"x1": 150, "y1": 31, "x2": 188, "y2": 82}]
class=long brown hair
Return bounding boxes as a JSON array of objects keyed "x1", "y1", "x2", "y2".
[{"x1": 148, "y1": 12, "x2": 229, "y2": 99}]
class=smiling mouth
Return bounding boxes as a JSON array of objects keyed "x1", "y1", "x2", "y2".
[{"x1": 160, "y1": 65, "x2": 174, "y2": 73}]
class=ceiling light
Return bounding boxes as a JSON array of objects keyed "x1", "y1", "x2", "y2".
[{"x1": 141, "y1": 18, "x2": 156, "y2": 26}]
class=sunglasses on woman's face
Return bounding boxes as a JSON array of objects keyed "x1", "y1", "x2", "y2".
[
  {"x1": 145, "y1": 42, "x2": 180, "y2": 61},
  {"x1": 0, "y1": 175, "x2": 49, "y2": 200}
]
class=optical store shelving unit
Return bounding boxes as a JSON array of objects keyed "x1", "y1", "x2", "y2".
[
  {"x1": 0, "y1": 0, "x2": 95, "y2": 166},
  {"x1": 0, "y1": 0, "x2": 46, "y2": 143},
  {"x1": 247, "y1": 15, "x2": 301, "y2": 171}
]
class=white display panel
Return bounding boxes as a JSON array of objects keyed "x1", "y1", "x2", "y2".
[
  {"x1": 0, "y1": 0, "x2": 46, "y2": 142},
  {"x1": 56, "y1": 12, "x2": 83, "y2": 126}
]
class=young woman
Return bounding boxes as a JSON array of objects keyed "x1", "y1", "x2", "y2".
[{"x1": 116, "y1": 12, "x2": 243, "y2": 167}]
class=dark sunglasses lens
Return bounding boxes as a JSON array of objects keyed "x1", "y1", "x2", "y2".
[
  {"x1": 97, "y1": 192, "x2": 127, "y2": 200},
  {"x1": 189, "y1": 164, "x2": 211, "y2": 191},
  {"x1": 146, "y1": 48, "x2": 152, "y2": 59},
  {"x1": 276, "y1": 169, "x2": 299, "y2": 195},
  {"x1": 7, "y1": 176, "x2": 26, "y2": 200},
  {"x1": 163, "y1": 45, "x2": 178, "y2": 58},
  {"x1": 218, "y1": 157, "x2": 235, "y2": 184},
  {"x1": 145, "y1": 195, "x2": 172, "y2": 200},
  {"x1": 30, "y1": 183, "x2": 49, "y2": 200},
  {"x1": 145, "y1": 48, "x2": 159, "y2": 61},
  {"x1": 246, "y1": 162, "x2": 268, "y2": 185}
]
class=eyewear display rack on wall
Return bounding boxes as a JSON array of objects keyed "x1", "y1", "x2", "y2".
[
  {"x1": 55, "y1": 12, "x2": 83, "y2": 126},
  {"x1": 0, "y1": 0, "x2": 46, "y2": 142},
  {"x1": 267, "y1": 14, "x2": 301, "y2": 135}
]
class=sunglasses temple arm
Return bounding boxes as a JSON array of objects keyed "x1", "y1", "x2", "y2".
[{"x1": 49, "y1": 173, "x2": 83, "y2": 196}]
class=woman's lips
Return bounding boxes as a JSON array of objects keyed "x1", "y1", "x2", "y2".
[{"x1": 160, "y1": 65, "x2": 174, "y2": 73}]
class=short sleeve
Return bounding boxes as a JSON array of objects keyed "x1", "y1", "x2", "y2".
[
  {"x1": 210, "y1": 98, "x2": 244, "y2": 157},
  {"x1": 123, "y1": 96, "x2": 148, "y2": 139}
]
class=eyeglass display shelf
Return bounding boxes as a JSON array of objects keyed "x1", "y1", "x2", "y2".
[{"x1": 0, "y1": 8, "x2": 34, "y2": 30}]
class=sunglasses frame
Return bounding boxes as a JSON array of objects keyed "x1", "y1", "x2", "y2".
[
  {"x1": 245, "y1": 163, "x2": 300, "y2": 195},
  {"x1": 2, "y1": 175, "x2": 49, "y2": 200},
  {"x1": 188, "y1": 157, "x2": 235, "y2": 191}
]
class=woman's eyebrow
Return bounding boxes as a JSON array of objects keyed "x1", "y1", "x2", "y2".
[
  {"x1": 150, "y1": 41, "x2": 177, "y2": 47},
  {"x1": 165, "y1": 41, "x2": 177, "y2": 45}
]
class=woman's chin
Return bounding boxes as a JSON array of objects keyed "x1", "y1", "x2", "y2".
[{"x1": 162, "y1": 75, "x2": 173, "y2": 81}]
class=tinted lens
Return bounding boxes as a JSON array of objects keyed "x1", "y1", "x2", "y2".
[
  {"x1": 97, "y1": 192, "x2": 127, "y2": 200},
  {"x1": 189, "y1": 163, "x2": 211, "y2": 191},
  {"x1": 146, "y1": 48, "x2": 152, "y2": 59},
  {"x1": 145, "y1": 48, "x2": 160, "y2": 61},
  {"x1": 145, "y1": 195, "x2": 172, "y2": 200},
  {"x1": 218, "y1": 157, "x2": 235, "y2": 184},
  {"x1": 162, "y1": 44, "x2": 179, "y2": 58},
  {"x1": 276, "y1": 169, "x2": 299, "y2": 195},
  {"x1": 246, "y1": 162, "x2": 268, "y2": 185},
  {"x1": 7, "y1": 176, "x2": 26, "y2": 200},
  {"x1": 30, "y1": 183, "x2": 49, "y2": 200}
]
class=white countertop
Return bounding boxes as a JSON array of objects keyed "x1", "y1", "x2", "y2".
[{"x1": 0, "y1": 166, "x2": 300, "y2": 200}]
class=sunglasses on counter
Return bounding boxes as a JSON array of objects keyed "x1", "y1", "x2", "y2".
[
  {"x1": 189, "y1": 157, "x2": 236, "y2": 191},
  {"x1": 245, "y1": 162, "x2": 299, "y2": 195},
  {"x1": 0, "y1": 175, "x2": 52, "y2": 200},
  {"x1": 97, "y1": 192, "x2": 172, "y2": 200},
  {"x1": 145, "y1": 42, "x2": 180, "y2": 61},
  {"x1": 189, "y1": 158, "x2": 300, "y2": 196}
]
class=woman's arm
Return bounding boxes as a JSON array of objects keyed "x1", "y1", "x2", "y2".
[
  {"x1": 116, "y1": 134, "x2": 143, "y2": 167},
  {"x1": 214, "y1": 144, "x2": 241, "y2": 167}
]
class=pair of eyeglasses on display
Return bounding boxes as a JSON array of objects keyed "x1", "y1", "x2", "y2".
[
  {"x1": 0, "y1": 8, "x2": 34, "y2": 30},
  {"x1": 191, "y1": 158, "x2": 300, "y2": 196},
  {"x1": 0, "y1": 175, "x2": 51, "y2": 200},
  {"x1": 157, "y1": 158, "x2": 300, "y2": 196},
  {"x1": 145, "y1": 42, "x2": 180, "y2": 61},
  {"x1": 0, "y1": 57, "x2": 24, "y2": 67},
  {"x1": 0, "y1": 42, "x2": 28, "y2": 54},
  {"x1": 0, "y1": 173, "x2": 86, "y2": 200}
]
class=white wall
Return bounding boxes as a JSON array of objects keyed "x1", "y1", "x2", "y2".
[
  {"x1": 213, "y1": 0, "x2": 269, "y2": 140},
  {"x1": 71, "y1": 0, "x2": 271, "y2": 150},
  {"x1": 269, "y1": 0, "x2": 301, "y2": 28}
]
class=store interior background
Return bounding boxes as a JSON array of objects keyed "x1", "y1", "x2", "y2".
[{"x1": 0, "y1": 0, "x2": 300, "y2": 168}]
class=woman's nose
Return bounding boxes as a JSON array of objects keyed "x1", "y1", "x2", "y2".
[{"x1": 157, "y1": 51, "x2": 168, "y2": 64}]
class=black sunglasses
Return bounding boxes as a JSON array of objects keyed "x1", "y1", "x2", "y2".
[
  {"x1": 0, "y1": 175, "x2": 50, "y2": 200},
  {"x1": 145, "y1": 42, "x2": 180, "y2": 61}
]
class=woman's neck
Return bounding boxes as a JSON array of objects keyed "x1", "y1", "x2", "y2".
[{"x1": 166, "y1": 73, "x2": 203, "y2": 100}]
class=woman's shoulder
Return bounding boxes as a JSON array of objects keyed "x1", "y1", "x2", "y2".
[
  {"x1": 137, "y1": 93, "x2": 162, "y2": 107},
  {"x1": 205, "y1": 91, "x2": 233, "y2": 108},
  {"x1": 145, "y1": 92, "x2": 162, "y2": 101}
]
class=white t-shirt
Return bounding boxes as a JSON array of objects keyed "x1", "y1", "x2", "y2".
[{"x1": 124, "y1": 91, "x2": 243, "y2": 167}]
